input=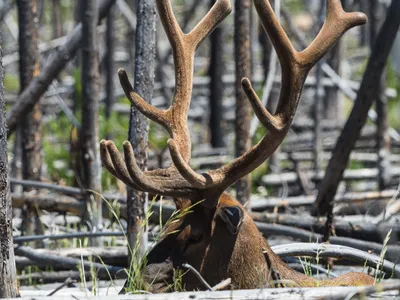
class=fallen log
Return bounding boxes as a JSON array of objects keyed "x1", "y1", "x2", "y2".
[
  {"x1": 15, "y1": 246, "x2": 128, "y2": 271},
  {"x1": 11, "y1": 193, "x2": 127, "y2": 219},
  {"x1": 17, "y1": 270, "x2": 116, "y2": 285},
  {"x1": 253, "y1": 213, "x2": 400, "y2": 243},
  {"x1": 10, "y1": 280, "x2": 400, "y2": 300},
  {"x1": 250, "y1": 189, "x2": 397, "y2": 211},
  {"x1": 271, "y1": 243, "x2": 400, "y2": 278},
  {"x1": 256, "y1": 223, "x2": 399, "y2": 262},
  {"x1": 261, "y1": 167, "x2": 400, "y2": 186},
  {"x1": 14, "y1": 246, "x2": 125, "y2": 279}
]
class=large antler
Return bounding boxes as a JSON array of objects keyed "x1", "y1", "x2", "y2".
[
  {"x1": 100, "y1": 0, "x2": 232, "y2": 200},
  {"x1": 101, "y1": 0, "x2": 367, "y2": 206}
]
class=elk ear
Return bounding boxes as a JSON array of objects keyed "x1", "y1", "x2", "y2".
[{"x1": 218, "y1": 206, "x2": 244, "y2": 234}]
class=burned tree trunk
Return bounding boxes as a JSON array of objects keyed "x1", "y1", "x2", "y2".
[
  {"x1": 323, "y1": 43, "x2": 341, "y2": 122},
  {"x1": 105, "y1": 5, "x2": 115, "y2": 125},
  {"x1": 126, "y1": 0, "x2": 156, "y2": 261},
  {"x1": 258, "y1": 20, "x2": 272, "y2": 83},
  {"x1": 313, "y1": 0, "x2": 400, "y2": 216},
  {"x1": 234, "y1": 0, "x2": 252, "y2": 205},
  {"x1": 80, "y1": 0, "x2": 102, "y2": 245},
  {"x1": 17, "y1": 0, "x2": 43, "y2": 246},
  {"x1": 369, "y1": 0, "x2": 391, "y2": 190},
  {"x1": 52, "y1": 0, "x2": 63, "y2": 38},
  {"x1": 0, "y1": 36, "x2": 19, "y2": 299},
  {"x1": 313, "y1": 2, "x2": 325, "y2": 175},
  {"x1": 209, "y1": 0, "x2": 225, "y2": 149}
]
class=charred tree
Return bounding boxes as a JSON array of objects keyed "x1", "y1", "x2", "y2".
[
  {"x1": 209, "y1": 0, "x2": 225, "y2": 148},
  {"x1": 80, "y1": 0, "x2": 102, "y2": 245},
  {"x1": 52, "y1": 0, "x2": 63, "y2": 38},
  {"x1": 258, "y1": 20, "x2": 272, "y2": 82},
  {"x1": 126, "y1": 0, "x2": 156, "y2": 261},
  {"x1": 323, "y1": 43, "x2": 341, "y2": 121},
  {"x1": 0, "y1": 36, "x2": 20, "y2": 298},
  {"x1": 313, "y1": 2, "x2": 325, "y2": 175},
  {"x1": 17, "y1": 0, "x2": 43, "y2": 247},
  {"x1": 234, "y1": 0, "x2": 252, "y2": 205},
  {"x1": 105, "y1": 5, "x2": 115, "y2": 125},
  {"x1": 313, "y1": 0, "x2": 400, "y2": 216},
  {"x1": 370, "y1": 0, "x2": 391, "y2": 190},
  {"x1": 358, "y1": 0, "x2": 369, "y2": 47}
]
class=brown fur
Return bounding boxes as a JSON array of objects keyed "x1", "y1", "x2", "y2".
[{"x1": 144, "y1": 193, "x2": 373, "y2": 291}]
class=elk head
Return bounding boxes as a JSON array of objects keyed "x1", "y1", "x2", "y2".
[{"x1": 101, "y1": 0, "x2": 369, "y2": 292}]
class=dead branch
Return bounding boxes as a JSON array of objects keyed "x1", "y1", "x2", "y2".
[
  {"x1": 271, "y1": 243, "x2": 400, "y2": 278},
  {"x1": 255, "y1": 222, "x2": 399, "y2": 263},
  {"x1": 253, "y1": 213, "x2": 400, "y2": 243},
  {"x1": 14, "y1": 246, "x2": 125, "y2": 278}
]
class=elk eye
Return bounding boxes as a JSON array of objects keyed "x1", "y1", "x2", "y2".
[
  {"x1": 219, "y1": 206, "x2": 244, "y2": 234},
  {"x1": 188, "y1": 233, "x2": 202, "y2": 244}
]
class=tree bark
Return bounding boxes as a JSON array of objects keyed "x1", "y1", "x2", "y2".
[
  {"x1": 52, "y1": 0, "x2": 63, "y2": 38},
  {"x1": 209, "y1": 0, "x2": 225, "y2": 149},
  {"x1": 80, "y1": 0, "x2": 102, "y2": 245},
  {"x1": 105, "y1": 4, "x2": 115, "y2": 125},
  {"x1": 17, "y1": 0, "x2": 43, "y2": 247},
  {"x1": 234, "y1": 0, "x2": 252, "y2": 205},
  {"x1": 358, "y1": 0, "x2": 370, "y2": 47},
  {"x1": 323, "y1": 44, "x2": 341, "y2": 120},
  {"x1": 258, "y1": 20, "x2": 272, "y2": 83},
  {"x1": 126, "y1": 0, "x2": 156, "y2": 262},
  {"x1": 0, "y1": 34, "x2": 20, "y2": 298},
  {"x1": 370, "y1": 0, "x2": 391, "y2": 190},
  {"x1": 313, "y1": 0, "x2": 400, "y2": 216},
  {"x1": 313, "y1": 2, "x2": 325, "y2": 176}
]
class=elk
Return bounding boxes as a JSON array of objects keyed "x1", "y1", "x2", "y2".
[{"x1": 100, "y1": 0, "x2": 372, "y2": 292}]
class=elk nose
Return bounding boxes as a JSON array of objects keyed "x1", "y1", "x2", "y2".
[{"x1": 218, "y1": 206, "x2": 244, "y2": 234}]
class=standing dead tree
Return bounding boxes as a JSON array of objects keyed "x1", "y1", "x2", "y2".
[
  {"x1": 80, "y1": 0, "x2": 102, "y2": 245},
  {"x1": 234, "y1": 0, "x2": 252, "y2": 205},
  {"x1": 17, "y1": 0, "x2": 43, "y2": 246},
  {"x1": 209, "y1": 0, "x2": 226, "y2": 149},
  {"x1": 126, "y1": 0, "x2": 157, "y2": 261},
  {"x1": 105, "y1": 4, "x2": 116, "y2": 126},
  {"x1": 369, "y1": 0, "x2": 391, "y2": 190},
  {"x1": 313, "y1": 0, "x2": 400, "y2": 217},
  {"x1": 0, "y1": 37, "x2": 19, "y2": 298}
]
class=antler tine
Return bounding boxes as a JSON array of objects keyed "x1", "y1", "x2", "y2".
[
  {"x1": 253, "y1": 0, "x2": 296, "y2": 69},
  {"x1": 168, "y1": 139, "x2": 209, "y2": 189},
  {"x1": 187, "y1": 0, "x2": 232, "y2": 49},
  {"x1": 298, "y1": 0, "x2": 367, "y2": 66},
  {"x1": 118, "y1": 69, "x2": 171, "y2": 130},
  {"x1": 241, "y1": 78, "x2": 284, "y2": 133},
  {"x1": 100, "y1": 140, "x2": 123, "y2": 180},
  {"x1": 105, "y1": 140, "x2": 195, "y2": 198},
  {"x1": 100, "y1": 140, "x2": 143, "y2": 191},
  {"x1": 122, "y1": 141, "x2": 166, "y2": 194}
]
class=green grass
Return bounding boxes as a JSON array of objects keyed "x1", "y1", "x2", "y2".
[
  {"x1": 4, "y1": 73, "x2": 20, "y2": 92},
  {"x1": 374, "y1": 229, "x2": 392, "y2": 284}
]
